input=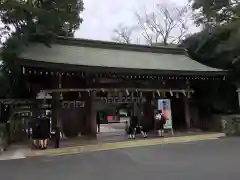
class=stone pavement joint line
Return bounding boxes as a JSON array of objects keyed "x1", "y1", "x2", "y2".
[{"x1": 30, "y1": 133, "x2": 225, "y2": 157}]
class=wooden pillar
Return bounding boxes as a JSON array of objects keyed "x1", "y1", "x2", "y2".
[
  {"x1": 133, "y1": 102, "x2": 138, "y2": 116},
  {"x1": 143, "y1": 92, "x2": 154, "y2": 130},
  {"x1": 183, "y1": 96, "x2": 191, "y2": 129},
  {"x1": 52, "y1": 93, "x2": 61, "y2": 128},
  {"x1": 236, "y1": 88, "x2": 240, "y2": 108},
  {"x1": 90, "y1": 92, "x2": 97, "y2": 136},
  {"x1": 83, "y1": 91, "x2": 96, "y2": 137},
  {"x1": 51, "y1": 74, "x2": 62, "y2": 129}
]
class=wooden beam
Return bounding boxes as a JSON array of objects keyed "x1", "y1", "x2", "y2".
[
  {"x1": 40, "y1": 88, "x2": 194, "y2": 94},
  {"x1": 19, "y1": 59, "x2": 227, "y2": 76}
]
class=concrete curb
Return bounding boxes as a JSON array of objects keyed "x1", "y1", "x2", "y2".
[{"x1": 29, "y1": 133, "x2": 225, "y2": 157}]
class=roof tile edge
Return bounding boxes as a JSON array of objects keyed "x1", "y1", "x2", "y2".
[{"x1": 55, "y1": 36, "x2": 186, "y2": 55}]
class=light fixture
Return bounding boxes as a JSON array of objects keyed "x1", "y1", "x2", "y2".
[
  {"x1": 162, "y1": 92, "x2": 166, "y2": 98},
  {"x1": 157, "y1": 90, "x2": 161, "y2": 97},
  {"x1": 135, "y1": 89, "x2": 139, "y2": 97},
  {"x1": 182, "y1": 90, "x2": 186, "y2": 96},
  {"x1": 131, "y1": 91, "x2": 134, "y2": 97},
  {"x1": 176, "y1": 92, "x2": 180, "y2": 98},
  {"x1": 60, "y1": 93, "x2": 63, "y2": 100},
  {"x1": 22, "y1": 67, "x2": 25, "y2": 74},
  {"x1": 170, "y1": 90, "x2": 173, "y2": 96},
  {"x1": 126, "y1": 89, "x2": 129, "y2": 96}
]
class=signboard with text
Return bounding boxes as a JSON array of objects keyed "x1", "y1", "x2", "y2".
[
  {"x1": 157, "y1": 99, "x2": 173, "y2": 130},
  {"x1": 62, "y1": 101, "x2": 85, "y2": 109},
  {"x1": 95, "y1": 97, "x2": 143, "y2": 104}
]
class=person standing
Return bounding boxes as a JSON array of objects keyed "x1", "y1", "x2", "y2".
[
  {"x1": 32, "y1": 116, "x2": 41, "y2": 149},
  {"x1": 138, "y1": 111, "x2": 147, "y2": 138},
  {"x1": 52, "y1": 125, "x2": 60, "y2": 148},
  {"x1": 42, "y1": 114, "x2": 50, "y2": 149},
  {"x1": 155, "y1": 110, "x2": 166, "y2": 137},
  {"x1": 96, "y1": 112, "x2": 101, "y2": 133},
  {"x1": 128, "y1": 115, "x2": 138, "y2": 139}
]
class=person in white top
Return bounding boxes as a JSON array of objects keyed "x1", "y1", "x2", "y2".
[{"x1": 155, "y1": 110, "x2": 166, "y2": 137}]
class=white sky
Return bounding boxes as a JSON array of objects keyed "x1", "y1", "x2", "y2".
[
  {"x1": 0, "y1": 0, "x2": 199, "y2": 44},
  {"x1": 75, "y1": 0, "x2": 199, "y2": 41}
]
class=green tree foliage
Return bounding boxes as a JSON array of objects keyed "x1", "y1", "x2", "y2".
[
  {"x1": 183, "y1": 1, "x2": 240, "y2": 113},
  {"x1": 185, "y1": 0, "x2": 240, "y2": 69},
  {"x1": 190, "y1": 0, "x2": 239, "y2": 27},
  {"x1": 0, "y1": 0, "x2": 84, "y2": 97},
  {"x1": 1, "y1": 0, "x2": 84, "y2": 38},
  {"x1": 184, "y1": 20, "x2": 240, "y2": 70}
]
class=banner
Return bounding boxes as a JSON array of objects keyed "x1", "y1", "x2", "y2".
[
  {"x1": 157, "y1": 99, "x2": 173, "y2": 129},
  {"x1": 95, "y1": 97, "x2": 142, "y2": 104}
]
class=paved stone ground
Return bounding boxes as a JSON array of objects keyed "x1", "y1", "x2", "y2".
[
  {"x1": 0, "y1": 137, "x2": 239, "y2": 180},
  {"x1": 0, "y1": 123, "x2": 125, "y2": 160},
  {"x1": 30, "y1": 133, "x2": 223, "y2": 157},
  {"x1": 0, "y1": 121, "x2": 223, "y2": 160},
  {"x1": 0, "y1": 143, "x2": 31, "y2": 161},
  {"x1": 0, "y1": 131, "x2": 223, "y2": 160},
  {"x1": 99, "y1": 123, "x2": 124, "y2": 133}
]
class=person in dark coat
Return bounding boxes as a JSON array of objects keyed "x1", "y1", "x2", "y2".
[
  {"x1": 41, "y1": 115, "x2": 50, "y2": 149},
  {"x1": 31, "y1": 116, "x2": 41, "y2": 148},
  {"x1": 138, "y1": 111, "x2": 147, "y2": 138},
  {"x1": 155, "y1": 110, "x2": 166, "y2": 137},
  {"x1": 52, "y1": 125, "x2": 60, "y2": 148},
  {"x1": 96, "y1": 112, "x2": 101, "y2": 133},
  {"x1": 128, "y1": 115, "x2": 138, "y2": 139}
]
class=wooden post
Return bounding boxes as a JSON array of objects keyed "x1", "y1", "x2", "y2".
[
  {"x1": 236, "y1": 88, "x2": 240, "y2": 108},
  {"x1": 51, "y1": 74, "x2": 62, "y2": 129},
  {"x1": 90, "y1": 91, "x2": 97, "y2": 136},
  {"x1": 83, "y1": 73, "x2": 97, "y2": 137},
  {"x1": 183, "y1": 96, "x2": 191, "y2": 129},
  {"x1": 83, "y1": 91, "x2": 97, "y2": 137},
  {"x1": 143, "y1": 92, "x2": 154, "y2": 130}
]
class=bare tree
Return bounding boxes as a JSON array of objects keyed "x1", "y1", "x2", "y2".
[
  {"x1": 111, "y1": 24, "x2": 135, "y2": 44},
  {"x1": 135, "y1": 3, "x2": 190, "y2": 46},
  {"x1": 112, "y1": 3, "x2": 191, "y2": 46}
]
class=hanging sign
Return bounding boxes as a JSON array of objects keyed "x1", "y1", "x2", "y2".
[
  {"x1": 95, "y1": 97, "x2": 142, "y2": 104},
  {"x1": 62, "y1": 101, "x2": 85, "y2": 109},
  {"x1": 157, "y1": 99, "x2": 173, "y2": 130}
]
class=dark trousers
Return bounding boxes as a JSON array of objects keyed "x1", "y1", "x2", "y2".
[
  {"x1": 97, "y1": 123, "x2": 100, "y2": 133},
  {"x1": 54, "y1": 138, "x2": 60, "y2": 148},
  {"x1": 128, "y1": 125, "x2": 135, "y2": 135}
]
